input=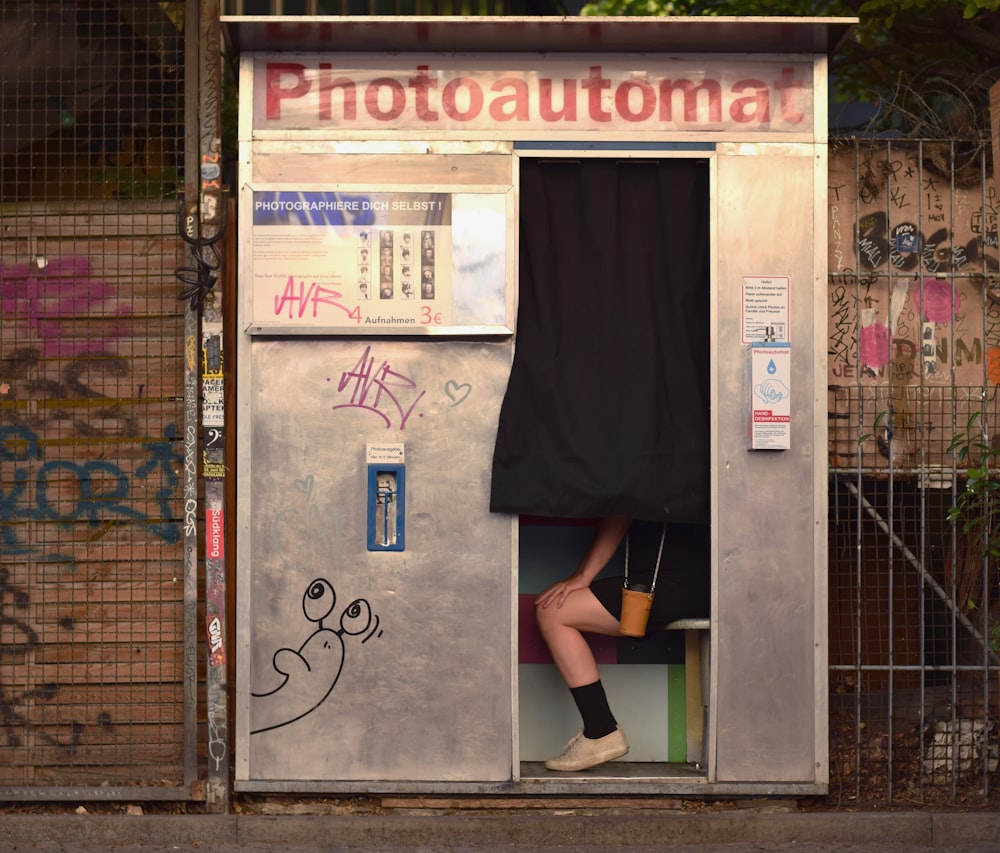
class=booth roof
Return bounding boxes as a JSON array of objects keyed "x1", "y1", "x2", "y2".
[{"x1": 220, "y1": 15, "x2": 856, "y2": 57}]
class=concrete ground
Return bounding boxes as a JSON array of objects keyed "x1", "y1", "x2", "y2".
[{"x1": 1, "y1": 810, "x2": 1000, "y2": 852}]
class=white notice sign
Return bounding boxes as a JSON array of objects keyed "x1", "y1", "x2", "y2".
[{"x1": 742, "y1": 275, "x2": 790, "y2": 344}]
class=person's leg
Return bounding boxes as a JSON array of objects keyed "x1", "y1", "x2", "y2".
[
  {"x1": 536, "y1": 587, "x2": 629, "y2": 770},
  {"x1": 535, "y1": 586, "x2": 619, "y2": 687}
]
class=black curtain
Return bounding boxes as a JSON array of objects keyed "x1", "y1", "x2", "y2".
[{"x1": 490, "y1": 157, "x2": 710, "y2": 524}]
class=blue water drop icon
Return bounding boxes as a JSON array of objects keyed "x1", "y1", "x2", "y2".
[{"x1": 767, "y1": 359, "x2": 777, "y2": 374}]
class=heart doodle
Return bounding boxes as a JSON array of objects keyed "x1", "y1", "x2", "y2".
[
  {"x1": 294, "y1": 474, "x2": 315, "y2": 497},
  {"x1": 444, "y1": 380, "x2": 472, "y2": 406}
]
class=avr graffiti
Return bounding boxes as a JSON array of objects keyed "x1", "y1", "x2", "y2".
[{"x1": 331, "y1": 345, "x2": 426, "y2": 429}]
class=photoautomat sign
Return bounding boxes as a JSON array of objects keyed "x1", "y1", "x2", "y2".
[{"x1": 252, "y1": 54, "x2": 814, "y2": 137}]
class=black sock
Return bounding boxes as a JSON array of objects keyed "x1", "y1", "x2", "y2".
[{"x1": 570, "y1": 680, "x2": 617, "y2": 740}]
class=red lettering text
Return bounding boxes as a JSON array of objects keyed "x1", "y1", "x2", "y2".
[{"x1": 266, "y1": 62, "x2": 310, "y2": 119}]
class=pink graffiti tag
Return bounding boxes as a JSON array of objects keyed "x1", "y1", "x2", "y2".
[
  {"x1": 0, "y1": 256, "x2": 131, "y2": 357},
  {"x1": 912, "y1": 277, "x2": 961, "y2": 324},
  {"x1": 331, "y1": 346, "x2": 425, "y2": 429},
  {"x1": 273, "y1": 275, "x2": 360, "y2": 321},
  {"x1": 859, "y1": 322, "x2": 891, "y2": 370}
]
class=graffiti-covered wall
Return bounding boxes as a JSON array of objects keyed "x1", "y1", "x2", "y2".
[
  {"x1": 0, "y1": 205, "x2": 188, "y2": 788},
  {"x1": 825, "y1": 142, "x2": 1000, "y2": 804},
  {"x1": 827, "y1": 140, "x2": 1000, "y2": 471}
]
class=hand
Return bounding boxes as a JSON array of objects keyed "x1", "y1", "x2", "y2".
[{"x1": 535, "y1": 575, "x2": 591, "y2": 610}]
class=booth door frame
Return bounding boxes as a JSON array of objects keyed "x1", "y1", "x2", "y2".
[{"x1": 511, "y1": 145, "x2": 719, "y2": 783}]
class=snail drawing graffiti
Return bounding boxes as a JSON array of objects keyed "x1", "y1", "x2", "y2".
[{"x1": 249, "y1": 577, "x2": 381, "y2": 735}]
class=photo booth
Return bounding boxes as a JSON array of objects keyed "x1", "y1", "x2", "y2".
[{"x1": 225, "y1": 15, "x2": 852, "y2": 795}]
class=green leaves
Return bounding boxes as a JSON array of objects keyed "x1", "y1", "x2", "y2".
[{"x1": 947, "y1": 413, "x2": 1000, "y2": 561}]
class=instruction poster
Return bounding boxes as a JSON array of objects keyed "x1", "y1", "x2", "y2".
[
  {"x1": 250, "y1": 190, "x2": 453, "y2": 331},
  {"x1": 741, "y1": 275, "x2": 790, "y2": 344}
]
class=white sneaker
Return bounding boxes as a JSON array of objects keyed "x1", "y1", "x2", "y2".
[{"x1": 544, "y1": 726, "x2": 629, "y2": 771}]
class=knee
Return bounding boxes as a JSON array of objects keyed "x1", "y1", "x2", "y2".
[{"x1": 535, "y1": 601, "x2": 567, "y2": 636}]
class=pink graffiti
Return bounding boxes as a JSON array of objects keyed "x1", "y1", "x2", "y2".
[
  {"x1": 0, "y1": 256, "x2": 131, "y2": 357},
  {"x1": 859, "y1": 322, "x2": 890, "y2": 369},
  {"x1": 331, "y1": 345, "x2": 426, "y2": 429},
  {"x1": 912, "y1": 277, "x2": 961, "y2": 323}
]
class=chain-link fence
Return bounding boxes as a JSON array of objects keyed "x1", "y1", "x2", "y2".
[
  {"x1": 0, "y1": 1, "x2": 194, "y2": 799},
  {"x1": 827, "y1": 138, "x2": 999, "y2": 805}
]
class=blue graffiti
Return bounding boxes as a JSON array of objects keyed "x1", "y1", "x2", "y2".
[{"x1": 0, "y1": 423, "x2": 184, "y2": 564}]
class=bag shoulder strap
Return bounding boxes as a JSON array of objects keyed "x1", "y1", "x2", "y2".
[{"x1": 624, "y1": 522, "x2": 667, "y2": 594}]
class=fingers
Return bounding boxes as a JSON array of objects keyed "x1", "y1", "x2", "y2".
[
  {"x1": 536, "y1": 579, "x2": 579, "y2": 609},
  {"x1": 535, "y1": 584, "x2": 563, "y2": 609}
]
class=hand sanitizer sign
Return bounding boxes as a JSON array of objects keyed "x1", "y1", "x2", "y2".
[{"x1": 750, "y1": 343, "x2": 791, "y2": 450}]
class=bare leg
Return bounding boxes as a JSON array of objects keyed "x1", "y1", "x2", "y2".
[
  {"x1": 533, "y1": 517, "x2": 632, "y2": 769},
  {"x1": 536, "y1": 588, "x2": 630, "y2": 770},
  {"x1": 535, "y1": 586, "x2": 619, "y2": 688}
]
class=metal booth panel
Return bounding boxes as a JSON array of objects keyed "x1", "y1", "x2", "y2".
[
  {"x1": 239, "y1": 337, "x2": 515, "y2": 782},
  {"x1": 712, "y1": 143, "x2": 828, "y2": 785},
  {"x1": 234, "y1": 131, "x2": 519, "y2": 783}
]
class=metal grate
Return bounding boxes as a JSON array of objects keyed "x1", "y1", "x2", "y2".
[
  {"x1": 827, "y1": 138, "x2": 1000, "y2": 805},
  {"x1": 0, "y1": 2, "x2": 192, "y2": 797}
]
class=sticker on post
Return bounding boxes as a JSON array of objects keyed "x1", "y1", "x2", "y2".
[{"x1": 750, "y1": 343, "x2": 791, "y2": 450}]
